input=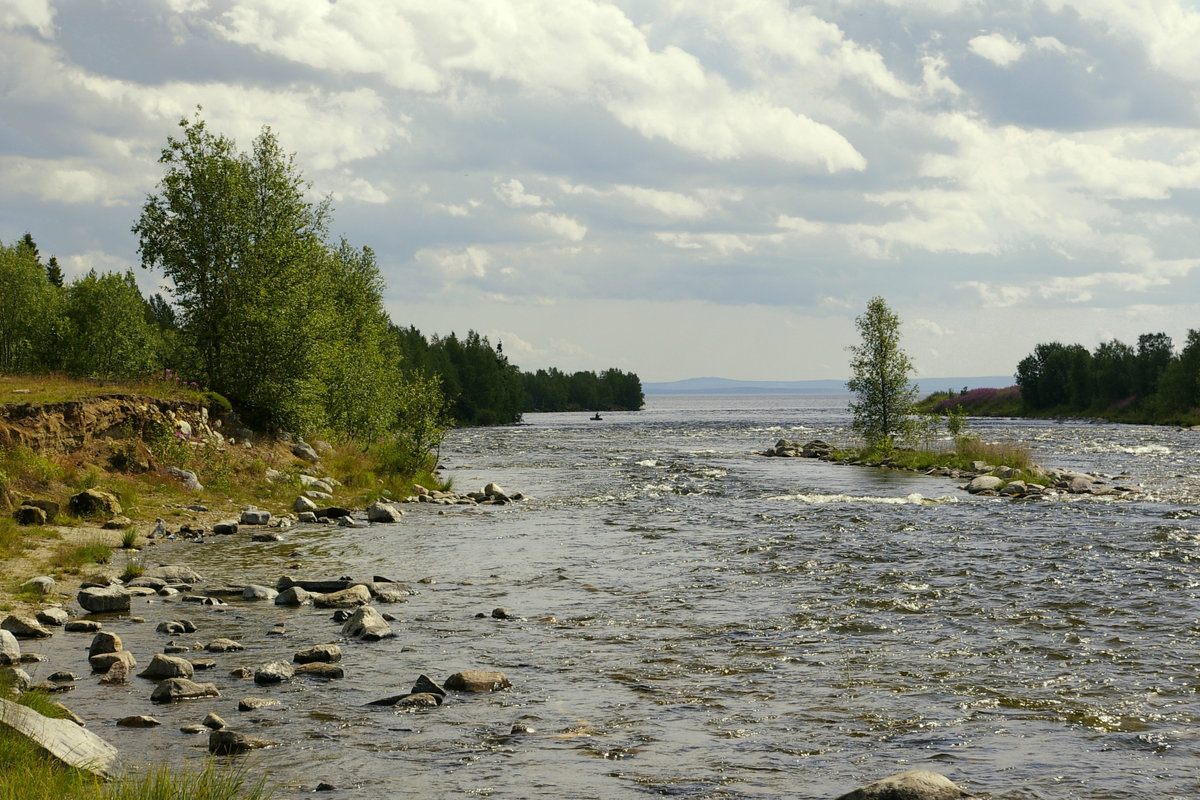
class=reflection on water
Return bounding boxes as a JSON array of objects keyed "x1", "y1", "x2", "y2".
[{"x1": 28, "y1": 395, "x2": 1200, "y2": 799}]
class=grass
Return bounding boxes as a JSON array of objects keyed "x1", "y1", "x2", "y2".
[
  {"x1": 49, "y1": 539, "x2": 113, "y2": 574},
  {"x1": 835, "y1": 435, "x2": 1040, "y2": 482},
  {"x1": 0, "y1": 518, "x2": 60, "y2": 559},
  {"x1": 0, "y1": 676, "x2": 274, "y2": 800},
  {"x1": 119, "y1": 527, "x2": 138, "y2": 549},
  {"x1": 0, "y1": 372, "x2": 207, "y2": 408}
]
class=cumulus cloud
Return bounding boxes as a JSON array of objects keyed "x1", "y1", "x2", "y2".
[
  {"x1": 969, "y1": 33, "x2": 1027, "y2": 66},
  {"x1": 530, "y1": 212, "x2": 587, "y2": 241},
  {"x1": 211, "y1": 0, "x2": 866, "y2": 170},
  {"x1": 560, "y1": 181, "x2": 712, "y2": 219},
  {"x1": 0, "y1": 0, "x2": 54, "y2": 37},
  {"x1": 495, "y1": 178, "x2": 547, "y2": 208},
  {"x1": 414, "y1": 245, "x2": 492, "y2": 278}
]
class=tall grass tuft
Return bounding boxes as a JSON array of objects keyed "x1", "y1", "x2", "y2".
[{"x1": 50, "y1": 538, "x2": 113, "y2": 574}]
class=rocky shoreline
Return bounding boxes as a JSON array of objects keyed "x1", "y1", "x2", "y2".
[
  {"x1": 762, "y1": 438, "x2": 1140, "y2": 499},
  {"x1": 4, "y1": 480, "x2": 976, "y2": 799}
]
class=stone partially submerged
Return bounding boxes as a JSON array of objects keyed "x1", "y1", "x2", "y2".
[
  {"x1": 835, "y1": 770, "x2": 972, "y2": 800},
  {"x1": 0, "y1": 697, "x2": 118, "y2": 777}
]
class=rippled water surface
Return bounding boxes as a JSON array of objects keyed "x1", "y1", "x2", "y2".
[{"x1": 32, "y1": 395, "x2": 1200, "y2": 799}]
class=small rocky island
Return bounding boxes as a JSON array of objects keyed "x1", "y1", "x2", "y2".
[{"x1": 762, "y1": 438, "x2": 1139, "y2": 499}]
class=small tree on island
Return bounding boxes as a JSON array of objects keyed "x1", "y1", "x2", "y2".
[{"x1": 846, "y1": 296, "x2": 918, "y2": 451}]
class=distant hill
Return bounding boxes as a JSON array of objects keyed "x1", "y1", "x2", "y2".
[{"x1": 642, "y1": 376, "x2": 1014, "y2": 395}]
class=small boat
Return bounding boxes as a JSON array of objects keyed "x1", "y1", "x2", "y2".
[{"x1": 590, "y1": 413, "x2": 603, "y2": 421}]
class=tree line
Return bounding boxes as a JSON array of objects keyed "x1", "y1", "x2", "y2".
[
  {"x1": 393, "y1": 327, "x2": 645, "y2": 425},
  {"x1": 1015, "y1": 332, "x2": 1200, "y2": 423},
  {"x1": 1, "y1": 111, "x2": 642, "y2": 462}
]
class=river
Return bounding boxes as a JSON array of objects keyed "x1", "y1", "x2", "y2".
[{"x1": 28, "y1": 394, "x2": 1200, "y2": 799}]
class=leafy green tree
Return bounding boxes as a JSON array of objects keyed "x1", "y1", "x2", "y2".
[
  {"x1": 0, "y1": 237, "x2": 62, "y2": 373},
  {"x1": 1157, "y1": 329, "x2": 1200, "y2": 414},
  {"x1": 62, "y1": 270, "x2": 161, "y2": 379},
  {"x1": 1134, "y1": 332, "x2": 1173, "y2": 398},
  {"x1": 134, "y1": 110, "x2": 348, "y2": 432},
  {"x1": 319, "y1": 240, "x2": 403, "y2": 441},
  {"x1": 846, "y1": 296, "x2": 917, "y2": 449},
  {"x1": 1091, "y1": 339, "x2": 1135, "y2": 406}
]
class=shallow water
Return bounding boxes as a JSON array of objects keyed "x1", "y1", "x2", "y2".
[{"x1": 28, "y1": 395, "x2": 1200, "y2": 799}]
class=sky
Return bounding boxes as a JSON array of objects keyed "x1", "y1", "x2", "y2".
[{"x1": 3, "y1": 0, "x2": 1200, "y2": 384}]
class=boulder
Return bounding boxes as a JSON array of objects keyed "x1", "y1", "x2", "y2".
[
  {"x1": 150, "y1": 678, "x2": 220, "y2": 703},
  {"x1": 1066, "y1": 475, "x2": 1096, "y2": 493},
  {"x1": 0, "y1": 630, "x2": 20, "y2": 666},
  {"x1": 13, "y1": 505, "x2": 47, "y2": 526},
  {"x1": 337, "y1": 516, "x2": 368, "y2": 528},
  {"x1": 253, "y1": 661, "x2": 295, "y2": 684},
  {"x1": 22, "y1": 498, "x2": 59, "y2": 522},
  {"x1": 294, "y1": 662, "x2": 344, "y2": 680},
  {"x1": 240, "y1": 509, "x2": 271, "y2": 526},
  {"x1": 412, "y1": 674, "x2": 446, "y2": 698},
  {"x1": 209, "y1": 729, "x2": 271, "y2": 754},
  {"x1": 77, "y1": 585, "x2": 132, "y2": 614},
  {"x1": 367, "y1": 502, "x2": 402, "y2": 523},
  {"x1": 315, "y1": 506, "x2": 352, "y2": 519},
  {"x1": 292, "y1": 441, "x2": 321, "y2": 463},
  {"x1": 444, "y1": 670, "x2": 511, "y2": 692},
  {"x1": 116, "y1": 715, "x2": 161, "y2": 728},
  {"x1": 274, "y1": 586, "x2": 312, "y2": 606},
  {"x1": 341, "y1": 606, "x2": 393, "y2": 641},
  {"x1": 966, "y1": 475, "x2": 1003, "y2": 494},
  {"x1": 128, "y1": 576, "x2": 168, "y2": 592},
  {"x1": 89, "y1": 650, "x2": 136, "y2": 673},
  {"x1": 238, "y1": 696, "x2": 281, "y2": 711},
  {"x1": 101, "y1": 659, "x2": 131, "y2": 685},
  {"x1": 244, "y1": 584, "x2": 278, "y2": 601},
  {"x1": 1, "y1": 614, "x2": 51, "y2": 639},
  {"x1": 35, "y1": 607, "x2": 68, "y2": 627},
  {"x1": 88, "y1": 632, "x2": 122, "y2": 658},
  {"x1": 299, "y1": 475, "x2": 334, "y2": 493},
  {"x1": 1, "y1": 667, "x2": 31, "y2": 691},
  {"x1": 138, "y1": 653, "x2": 195, "y2": 680},
  {"x1": 64, "y1": 620, "x2": 102, "y2": 633},
  {"x1": 205, "y1": 638, "x2": 244, "y2": 653},
  {"x1": 313, "y1": 584, "x2": 372, "y2": 609},
  {"x1": 834, "y1": 770, "x2": 971, "y2": 800},
  {"x1": 802, "y1": 440, "x2": 834, "y2": 458},
  {"x1": 143, "y1": 565, "x2": 203, "y2": 583},
  {"x1": 0, "y1": 698, "x2": 118, "y2": 777},
  {"x1": 203, "y1": 712, "x2": 226, "y2": 730},
  {"x1": 293, "y1": 644, "x2": 342, "y2": 664},
  {"x1": 165, "y1": 466, "x2": 203, "y2": 492},
  {"x1": 68, "y1": 488, "x2": 122, "y2": 518},
  {"x1": 293, "y1": 495, "x2": 318, "y2": 514},
  {"x1": 212, "y1": 519, "x2": 239, "y2": 535},
  {"x1": 394, "y1": 692, "x2": 441, "y2": 710}
]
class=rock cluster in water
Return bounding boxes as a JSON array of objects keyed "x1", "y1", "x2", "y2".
[{"x1": 763, "y1": 439, "x2": 1140, "y2": 499}]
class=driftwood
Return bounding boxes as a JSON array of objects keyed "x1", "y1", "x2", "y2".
[{"x1": 0, "y1": 698, "x2": 118, "y2": 777}]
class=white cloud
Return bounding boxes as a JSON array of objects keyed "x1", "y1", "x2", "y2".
[
  {"x1": 968, "y1": 33, "x2": 1027, "y2": 66},
  {"x1": 61, "y1": 249, "x2": 130, "y2": 281},
  {"x1": 560, "y1": 181, "x2": 712, "y2": 219},
  {"x1": 0, "y1": 0, "x2": 54, "y2": 37},
  {"x1": 0, "y1": 156, "x2": 141, "y2": 206},
  {"x1": 495, "y1": 178, "x2": 547, "y2": 208},
  {"x1": 1045, "y1": 0, "x2": 1200, "y2": 82},
  {"x1": 530, "y1": 211, "x2": 587, "y2": 241},
  {"x1": 211, "y1": 0, "x2": 866, "y2": 170},
  {"x1": 414, "y1": 245, "x2": 492, "y2": 278},
  {"x1": 912, "y1": 319, "x2": 952, "y2": 337}
]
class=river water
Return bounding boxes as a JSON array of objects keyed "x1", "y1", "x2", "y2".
[{"x1": 28, "y1": 394, "x2": 1200, "y2": 799}]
